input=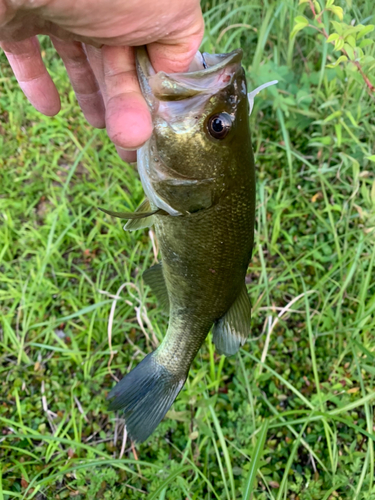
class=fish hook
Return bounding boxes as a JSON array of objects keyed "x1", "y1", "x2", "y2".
[{"x1": 247, "y1": 80, "x2": 278, "y2": 116}]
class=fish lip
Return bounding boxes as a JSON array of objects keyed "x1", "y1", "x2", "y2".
[
  {"x1": 136, "y1": 46, "x2": 243, "y2": 106},
  {"x1": 136, "y1": 47, "x2": 243, "y2": 79},
  {"x1": 136, "y1": 46, "x2": 157, "y2": 110}
]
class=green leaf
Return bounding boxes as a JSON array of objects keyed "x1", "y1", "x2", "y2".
[
  {"x1": 326, "y1": 55, "x2": 348, "y2": 67},
  {"x1": 325, "y1": 0, "x2": 334, "y2": 7},
  {"x1": 344, "y1": 44, "x2": 355, "y2": 60},
  {"x1": 328, "y1": 5, "x2": 343, "y2": 20},
  {"x1": 335, "y1": 38, "x2": 345, "y2": 51},
  {"x1": 360, "y1": 54, "x2": 375, "y2": 65},
  {"x1": 242, "y1": 419, "x2": 270, "y2": 500},
  {"x1": 331, "y1": 20, "x2": 343, "y2": 35},
  {"x1": 345, "y1": 111, "x2": 358, "y2": 127},
  {"x1": 290, "y1": 22, "x2": 309, "y2": 38},
  {"x1": 324, "y1": 110, "x2": 342, "y2": 122},
  {"x1": 357, "y1": 24, "x2": 374, "y2": 40},
  {"x1": 345, "y1": 35, "x2": 356, "y2": 48},
  {"x1": 313, "y1": 0, "x2": 321, "y2": 14},
  {"x1": 359, "y1": 39, "x2": 374, "y2": 49},
  {"x1": 294, "y1": 15, "x2": 309, "y2": 25},
  {"x1": 356, "y1": 46, "x2": 364, "y2": 58},
  {"x1": 367, "y1": 155, "x2": 375, "y2": 162},
  {"x1": 342, "y1": 25, "x2": 361, "y2": 37},
  {"x1": 334, "y1": 123, "x2": 342, "y2": 147},
  {"x1": 327, "y1": 33, "x2": 340, "y2": 43}
]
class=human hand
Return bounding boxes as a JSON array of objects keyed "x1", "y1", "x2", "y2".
[{"x1": 0, "y1": 0, "x2": 204, "y2": 161}]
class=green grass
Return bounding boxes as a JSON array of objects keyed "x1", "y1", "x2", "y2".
[{"x1": 1, "y1": 0, "x2": 375, "y2": 498}]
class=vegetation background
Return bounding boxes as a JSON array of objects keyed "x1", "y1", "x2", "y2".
[{"x1": 1, "y1": 0, "x2": 375, "y2": 498}]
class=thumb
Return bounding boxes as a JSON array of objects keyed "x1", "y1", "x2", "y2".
[{"x1": 147, "y1": 10, "x2": 204, "y2": 73}]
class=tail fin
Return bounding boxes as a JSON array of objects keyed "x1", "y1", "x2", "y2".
[{"x1": 107, "y1": 352, "x2": 186, "y2": 443}]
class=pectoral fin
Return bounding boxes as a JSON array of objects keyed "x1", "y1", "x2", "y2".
[
  {"x1": 212, "y1": 284, "x2": 251, "y2": 356},
  {"x1": 99, "y1": 203, "x2": 160, "y2": 220},
  {"x1": 143, "y1": 263, "x2": 170, "y2": 312},
  {"x1": 124, "y1": 199, "x2": 156, "y2": 231}
]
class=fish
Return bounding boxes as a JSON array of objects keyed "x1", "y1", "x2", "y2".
[{"x1": 104, "y1": 46, "x2": 277, "y2": 443}]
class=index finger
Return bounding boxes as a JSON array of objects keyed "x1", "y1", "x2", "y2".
[
  {"x1": 1, "y1": 36, "x2": 61, "y2": 116},
  {"x1": 147, "y1": 3, "x2": 204, "y2": 73},
  {"x1": 102, "y1": 45, "x2": 152, "y2": 150}
]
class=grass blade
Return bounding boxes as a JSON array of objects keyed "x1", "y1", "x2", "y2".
[
  {"x1": 147, "y1": 466, "x2": 191, "y2": 500},
  {"x1": 242, "y1": 418, "x2": 269, "y2": 500}
]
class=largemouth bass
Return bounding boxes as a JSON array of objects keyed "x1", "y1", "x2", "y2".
[{"x1": 104, "y1": 47, "x2": 276, "y2": 443}]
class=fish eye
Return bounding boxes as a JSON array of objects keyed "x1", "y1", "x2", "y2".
[{"x1": 207, "y1": 113, "x2": 232, "y2": 140}]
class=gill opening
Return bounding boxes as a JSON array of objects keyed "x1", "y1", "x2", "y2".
[{"x1": 201, "y1": 53, "x2": 208, "y2": 69}]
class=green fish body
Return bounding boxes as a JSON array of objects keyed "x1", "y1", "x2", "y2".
[{"x1": 107, "y1": 48, "x2": 256, "y2": 443}]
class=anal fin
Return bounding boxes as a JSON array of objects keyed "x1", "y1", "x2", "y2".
[
  {"x1": 212, "y1": 284, "x2": 251, "y2": 356},
  {"x1": 143, "y1": 262, "x2": 170, "y2": 312}
]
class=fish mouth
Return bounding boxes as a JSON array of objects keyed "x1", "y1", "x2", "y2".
[
  {"x1": 136, "y1": 47, "x2": 243, "y2": 107},
  {"x1": 135, "y1": 47, "x2": 245, "y2": 217}
]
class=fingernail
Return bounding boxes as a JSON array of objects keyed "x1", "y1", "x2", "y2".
[{"x1": 117, "y1": 146, "x2": 137, "y2": 152}]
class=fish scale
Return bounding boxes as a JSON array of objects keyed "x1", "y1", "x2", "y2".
[
  {"x1": 106, "y1": 46, "x2": 257, "y2": 443},
  {"x1": 154, "y1": 185, "x2": 255, "y2": 374}
]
